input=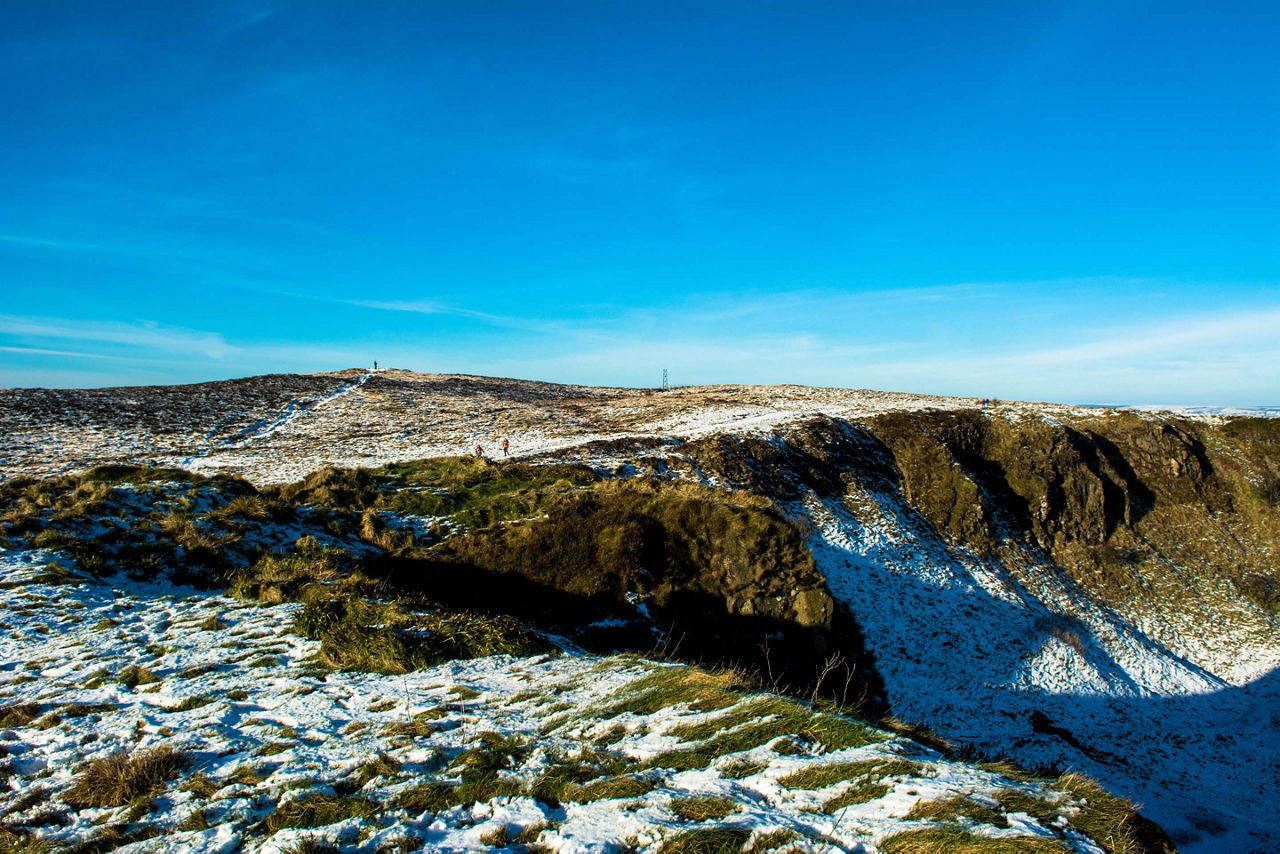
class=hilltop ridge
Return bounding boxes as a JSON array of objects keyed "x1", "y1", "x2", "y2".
[{"x1": 1, "y1": 367, "x2": 1159, "y2": 486}]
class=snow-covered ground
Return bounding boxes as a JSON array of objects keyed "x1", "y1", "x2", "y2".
[{"x1": 0, "y1": 550, "x2": 1115, "y2": 853}]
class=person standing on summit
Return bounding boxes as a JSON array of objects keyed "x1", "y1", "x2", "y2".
[{"x1": 502, "y1": 438, "x2": 510, "y2": 457}]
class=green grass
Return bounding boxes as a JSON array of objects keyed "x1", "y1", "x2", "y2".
[
  {"x1": 394, "y1": 782, "x2": 461, "y2": 814},
  {"x1": 822, "y1": 780, "x2": 891, "y2": 812},
  {"x1": 657, "y1": 827, "x2": 752, "y2": 854},
  {"x1": 0, "y1": 825, "x2": 57, "y2": 853},
  {"x1": 382, "y1": 709, "x2": 447, "y2": 739},
  {"x1": 117, "y1": 665, "x2": 159, "y2": 689},
  {"x1": 61, "y1": 822, "x2": 161, "y2": 854},
  {"x1": 260, "y1": 794, "x2": 381, "y2": 832},
  {"x1": 30, "y1": 563, "x2": 78, "y2": 585},
  {"x1": 180, "y1": 772, "x2": 220, "y2": 799},
  {"x1": 165, "y1": 696, "x2": 213, "y2": 713},
  {"x1": 453, "y1": 731, "x2": 529, "y2": 775},
  {"x1": 59, "y1": 703, "x2": 114, "y2": 718},
  {"x1": 273, "y1": 456, "x2": 599, "y2": 533},
  {"x1": 646, "y1": 695, "x2": 882, "y2": 771},
  {"x1": 430, "y1": 477, "x2": 813, "y2": 607},
  {"x1": 596, "y1": 667, "x2": 743, "y2": 719},
  {"x1": 905, "y1": 794, "x2": 1010, "y2": 828},
  {"x1": 526, "y1": 761, "x2": 605, "y2": 805},
  {"x1": 878, "y1": 827, "x2": 1071, "y2": 853},
  {"x1": 225, "y1": 543, "x2": 364, "y2": 605},
  {"x1": 226, "y1": 765, "x2": 265, "y2": 786},
  {"x1": 779, "y1": 759, "x2": 880, "y2": 790},
  {"x1": 562, "y1": 775, "x2": 655, "y2": 803},
  {"x1": 893, "y1": 776, "x2": 1165, "y2": 854},
  {"x1": 280, "y1": 841, "x2": 340, "y2": 854},
  {"x1": 1053, "y1": 773, "x2": 1171, "y2": 854},
  {"x1": 352, "y1": 753, "x2": 401, "y2": 788},
  {"x1": 670, "y1": 796, "x2": 741, "y2": 821},
  {"x1": 742, "y1": 829, "x2": 800, "y2": 853},
  {"x1": 292, "y1": 593, "x2": 550, "y2": 675},
  {"x1": 719, "y1": 757, "x2": 768, "y2": 779}
]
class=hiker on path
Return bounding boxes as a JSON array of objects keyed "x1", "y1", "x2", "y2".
[
  {"x1": 502, "y1": 438, "x2": 509, "y2": 457},
  {"x1": 475, "y1": 444, "x2": 483, "y2": 458}
]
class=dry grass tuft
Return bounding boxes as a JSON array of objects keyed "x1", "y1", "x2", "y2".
[
  {"x1": 0, "y1": 703, "x2": 41, "y2": 728},
  {"x1": 63, "y1": 745, "x2": 187, "y2": 809}
]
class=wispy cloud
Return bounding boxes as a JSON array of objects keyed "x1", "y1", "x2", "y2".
[
  {"x1": 0, "y1": 315, "x2": 239, "y2": 360},
  {"x1": 212, "y1": 1, "x2": 280, "y2": 39},
  {"x1": 1021, "y1": 306, "x2": 1280, "y2": 366},
  {"x1": 837, "y1": 303, "x2": 1280, "y2": 402},
  {"x1": 0, "y1": 345, "x2": 124, "y2": 361},
  {"x1": 346, "y1": 299, "x2": 614, "y2": 341},
  {"x1": 0, "y1": 233, "x2": 192, "y2": 260}
]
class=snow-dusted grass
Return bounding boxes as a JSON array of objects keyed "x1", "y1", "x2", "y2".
[
  {"x1": 0, "y1": 369, "x2": 1105, "y2": 487},
  {"x1": 0, "y1": 549, "x2": 1140, "y2": 853}
]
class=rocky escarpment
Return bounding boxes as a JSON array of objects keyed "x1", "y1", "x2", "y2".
[
  {"x1": 673, "y1": 411, "x2": 1280, "y2": 619},
  {"x1": 862, "y1": 411, "x2": 1278, "y2": 617}
]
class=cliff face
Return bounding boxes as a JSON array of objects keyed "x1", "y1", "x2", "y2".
[
  {"x1": 862, "y1": 411, "x2": 1278, "y2": 616},
  {"x1": 678, "y1": 411, "x2": 1280, "y2": 618}
]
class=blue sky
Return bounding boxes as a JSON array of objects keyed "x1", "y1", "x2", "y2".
[{"x1": 1, "y1": 1, "x2": 1276, "y2": 404}]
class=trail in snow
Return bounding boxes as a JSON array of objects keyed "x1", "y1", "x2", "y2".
[
  {"x1": 226, "y1": 370, "x2": 373, "y2": 447},
  {"x1": 180, "y1": 370, "x2": 373, "y2": 471}
]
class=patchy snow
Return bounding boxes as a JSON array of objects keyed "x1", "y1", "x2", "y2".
[
  {"x1": 0, "y1": 370, "x2": 1115, "y2": 486},
  {"x1": 0, "y1": 550, "x2": 1108, "y2": 853},
  {"x1": 1124, "y1": 405, "x2": 1280, "y2": 420}
]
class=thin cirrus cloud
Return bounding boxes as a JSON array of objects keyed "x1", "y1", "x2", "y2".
[
  {"x1": 845, "y1": 305, "x2": 1280, "y2": 402},
  {"x1": 0, "y1": 315, "x2": 239, "y2": 360},
  {"x1": 0, "y1": 345, "x2": 125, "y2": 361},
  {"x1": 347, "y1": 299, "x2": 614, "y2": 341},
  {"x1": 1020, "y1": 306, "x2": 1280, "y2": 367}
]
